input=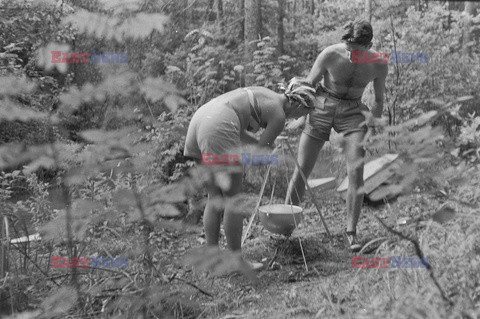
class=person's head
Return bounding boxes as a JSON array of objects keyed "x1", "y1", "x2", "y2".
[
  {"x1": 281, "y1": 77, "x2": 317, "y2": 118},
  {"x1": 342, "y1": 19, "x2": 373, "y2": 52}
]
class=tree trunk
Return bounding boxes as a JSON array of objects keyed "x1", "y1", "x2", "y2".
[
  {"x1": 216, "y1": 0, "x2": 224, "y2": 31},
  {"x1": 365, "y1": 0, "x2": 372, "y2": 23},
  {"x1": 465, "y1": 2, "x2": 476, "y2": 16},
  {"x1": 0, "y1": 216, "x2": 9, "y2": 278},
  {"x1": 311, "y1": 0, "x2": 315, "y2": 15},
  {"x1": 256, "y1": 0, "x2": 263, "y2": 40},
  {"x1": 448, "y1": 1, "x2": 464, "y2": 11},
  {"x1": 238, "y1": 0, "x2": 245, "y2": 42},
  {"x1": 293, "y1": 0, "x2": 297, "y2": 29},
  {"x1": 277, "y1": 0, "x2": 285, "y2": 54},
  {"x1": 244, "y1": 0, "x2": 256, "y2": 60},
  {"x1": 463, "y1": 1, "x2": 476, "y2": 56},
  {"x1": 206, "y1": 0, "x2": 214, "y2": 21},
  {"x1": 244, "y1": 0, "x2": 262, "y2": 57},
  {"x1": 244, "y1": 0, "x2": 262, "y2": 85}
]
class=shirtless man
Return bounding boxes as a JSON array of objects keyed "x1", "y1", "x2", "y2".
[{"x1": 285, "y1": 19, "x2": 388, "y2": 251}]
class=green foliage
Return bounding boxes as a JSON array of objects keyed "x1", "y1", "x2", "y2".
[
  {"x1": 286, "y1": 0, "x2": 363, "y2": 67},
  {"x1": 1, "y1": 0, "x2": 480, "y2": 317},
  {"x1": 41, "y1": 286, "x2": 78, "y2": 316},
  {"x1": 143, "y1": 109, "x2": 193, "y2": 183},
  {"x1": 452, "y1": 110, "x2": 480, "y2": 163},
  {"x1": 251, "y1": 36, "x2": 296, "y2": 88},
  {"x1": 63, "y1": 10, "x2": 169, "y2": 42},
  {"x1": 165, "y1": 26, "x2": 243, "y2": 105},
  {"x1": 369, "y1": 3, "x2": 480, "y2": 130},
  {"x1": 0, "y1": 1, "x2": 191, "y2": 317},
  {"x1": 19, "y1": 172, "x2": 52, "y2": 225},
  {"x1": 0, "y1": 76, "x2": 56, "y2": 145}
]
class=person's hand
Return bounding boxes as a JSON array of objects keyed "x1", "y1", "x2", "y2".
[
  {"x1": 363, "y1": 111, "x2": 386, "y2": 136},
  {"x1": 285, "y1": 116, "x2": 306, "y2": 131}
]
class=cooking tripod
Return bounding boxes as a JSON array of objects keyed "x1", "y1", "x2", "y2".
[{"x1": 241, "y1": 136, "x2": 333, "y2": 271}]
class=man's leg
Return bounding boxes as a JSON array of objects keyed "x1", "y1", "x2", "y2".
[
  {"x1": 343, "y1": 131, "x2": 366, "y2": 244},
  {"x1": 222, "y1": 171, "x2": 243, "y2": 251},
  {"x1": 285, "y1": 132, "x2": 325, "y2": 205}
]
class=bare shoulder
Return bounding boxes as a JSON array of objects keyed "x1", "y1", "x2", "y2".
[
  {"x1": 320, "y1": 43, "x2": 343, "y2": 58},
  {"x1": 325, "y1": 43, "x2": 344, "y2": 52},
  {"x1": 374, "y1": 61, "x2": 388, "y2": 78}
]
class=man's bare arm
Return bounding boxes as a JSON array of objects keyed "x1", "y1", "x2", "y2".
[
  {"x1": 306, "y1": 49, "x2": 330, "y2": 86},
  {"x1": 371, "y1": 64, "x2": 388, "y2": 118}
]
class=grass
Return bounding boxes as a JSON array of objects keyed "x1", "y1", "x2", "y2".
[
  {"x1": 1, "y1": 154, "x2": 479, "y2": 318},
  {"x1": 162, "y1": 171, "x2": 480, "y2": 318}
]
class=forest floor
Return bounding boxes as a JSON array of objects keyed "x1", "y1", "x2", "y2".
[
  {"x1": 159, "y1": 185, "x2": 456, "y2": 319},
  {"x1": 4, "y1": 153, "x2": 478, "y2": 319}
]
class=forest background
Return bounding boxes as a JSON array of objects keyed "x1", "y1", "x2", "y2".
[{"x1": 0, "y1": 0, "x2": 480, "y2": 318}]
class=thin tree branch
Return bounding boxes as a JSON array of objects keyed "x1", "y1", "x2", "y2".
[
  {"x1": 375, "y1": 216, "x2": 453, "y2": 306},
  {"x1": 179, "y1": 0, "x2": 200, "y2": 13},
  {"x1": 170, "y1": 273, "x2": 213, "y2": 298},
  {"x1": 9, "y1": 243, "x2": 61, "y2": 287},
  {"x1": 389, "y1": 15, "x2": 400, "y2": 86},
  {"x1": 136, "y1": 76, "x2": 156, "y2": 120}
]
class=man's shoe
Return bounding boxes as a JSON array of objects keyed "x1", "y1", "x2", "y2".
[{"x1": 345, "y1": 230, "x2": 362, "y2": 252}]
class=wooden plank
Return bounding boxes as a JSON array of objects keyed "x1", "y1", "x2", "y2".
[
  {"x1": 306, "y1": 177, "x2": 336, "y2": 190},
  {"x1": 336, "y1": 154, "x2": 399, "y2": 193},
  {"x1": 10, "y1": 233, "x2": 41, "y2": 244},
  {"x1": 362, "y1": 158, "x2": 402, "y2": 195}
]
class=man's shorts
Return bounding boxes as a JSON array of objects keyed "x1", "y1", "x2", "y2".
[{"x1": 303, "y1": 87, "x2": 369, "y2": 141}]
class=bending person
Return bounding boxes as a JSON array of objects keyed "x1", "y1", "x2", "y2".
[
  {"x1": 184, "y1": 78, "x2": 317, "y2": 257},
  {"x1": 285, "y1": 19, "x2": 388, "y2": 251}
]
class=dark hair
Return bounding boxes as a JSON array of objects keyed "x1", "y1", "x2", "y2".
[{"x1": 341, "y1": 19, "x2": 373, "y2": 46}]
